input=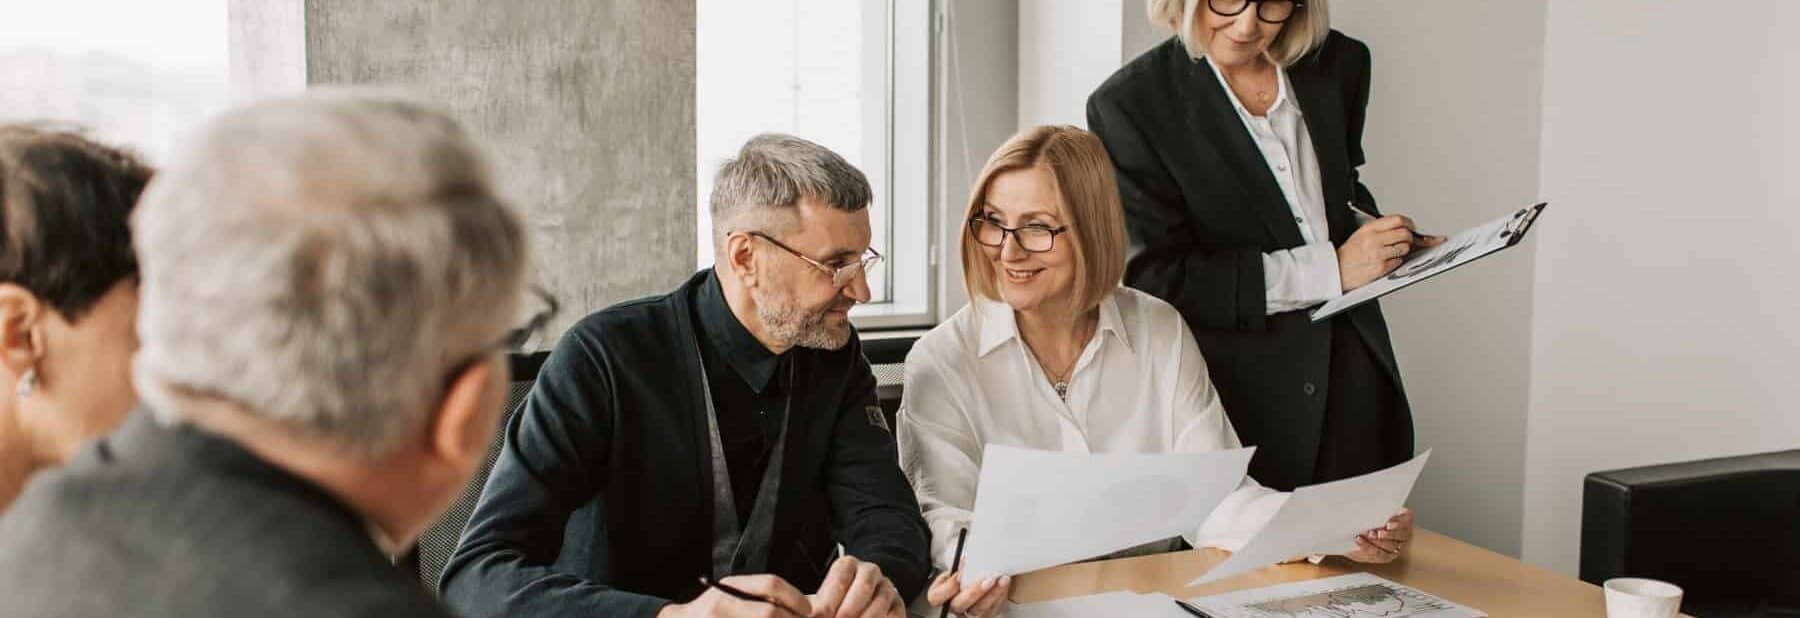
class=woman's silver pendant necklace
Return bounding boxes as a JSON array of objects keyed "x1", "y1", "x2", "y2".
[{"x1": 1047, "y1": 353, "x2": 1081, "y2": 403}]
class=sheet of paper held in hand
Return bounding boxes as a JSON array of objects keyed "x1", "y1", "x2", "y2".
[
  {"x1": 1006, "y1": 591, "x2": 1189, "y2": 618},
  {"x1": 1311, "y1": 203, "x2": 1547, "y2": 322},
  {"x1": 959, "y1": 444, "x2": 1254, "y2": 584},
  {"x1": 1187, "y1": 572, "x2": 1485, "y2": 618},
  {"x1": 1190, "y1": 450, "x2": 1432, "y2": 586}
]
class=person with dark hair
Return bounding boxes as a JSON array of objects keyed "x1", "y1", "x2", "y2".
[
  {"x1": 0, "y1": 91, "x2": 534, "y2": 618},
  {"x1": 0, "y1": 125, "x2": 152, "y2": 511},
  {"x1": 442, "y1": 133, "x2": 929, "y2": 618}
]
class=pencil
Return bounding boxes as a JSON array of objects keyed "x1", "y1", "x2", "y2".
[{"x1": 939, "y1": 528, "x2": 969, "y2": 618}]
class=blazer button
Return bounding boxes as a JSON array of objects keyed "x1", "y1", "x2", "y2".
[{"x1": 1303, "y1": 382, "x2": 1317, "y2": 396}]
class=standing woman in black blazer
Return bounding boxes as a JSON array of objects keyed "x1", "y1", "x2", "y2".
[{"x1": 1088, "y1": 0, "x2": 1444, "y2": 492}]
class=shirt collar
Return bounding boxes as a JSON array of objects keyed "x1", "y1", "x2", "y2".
[
  {"x1": 972, "y1": 291, "x2": 1133, "y2": 357},
  {"x1": 1203, "y1": 56, "x2": 1297, "y2": 118},
  {"x1": 697, "y1": 270, "x2": 784, "y2": 393}
]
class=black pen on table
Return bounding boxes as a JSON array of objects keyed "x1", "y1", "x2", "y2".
[
  {"x1": 1173, "y1": 598, "x2": 1220, "y2": 618},
  {"x1": 939, "y1": 527, "x2": 969, "y2": 618}
]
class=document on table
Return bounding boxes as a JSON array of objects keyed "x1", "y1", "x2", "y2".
[
  {"x1": 1311, "y1": 203, "x2": 1547, "y2": 321},
  {"x1": 1186, "y1": 572, "x2": 1484, "y2": 618},
  {"x1": 959, "y1": 444, "x2": 1254, "y2": 583},
  {"x1": 1190, "y1": 451, "x2": 1431, "y2": 585},
  {"x1": 1007, "y1": 591, "x2": 1189, "y2": 618}
]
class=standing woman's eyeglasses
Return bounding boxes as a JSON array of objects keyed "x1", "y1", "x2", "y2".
[{"x1": 1207, "y1": 0, "x2": 1303, "y2": 24}]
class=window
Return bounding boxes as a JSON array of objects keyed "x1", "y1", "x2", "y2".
[
  {"x1": 0, "y1": 1, "x2": 228, "y2": 163},
  {"x1": 697, "y1": 0, "x2": 934, "y2": 328}
]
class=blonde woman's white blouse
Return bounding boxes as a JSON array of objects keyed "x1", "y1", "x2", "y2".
[{"x1": 896, "y1": 287, "x2": 1288, "y2": 569}]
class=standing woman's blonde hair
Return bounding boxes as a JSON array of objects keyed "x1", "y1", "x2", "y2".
[
  {"x1": 961, "y1": 125, "x2": 1126, "y2": 316},
  {"x1": 1147, "y1": 0, "x2": 1331, "y2": 66}
]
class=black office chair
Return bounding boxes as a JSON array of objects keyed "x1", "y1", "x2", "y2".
[
  {"x1": 1581, "y1": 449, "x2": 1800, "y2": 617},
  {"x1": 861, "y1": 335, "x2": 917, "y2": 430},
  {"x1": 408, "y1": 351, "x2": 550, "y2": 591}
]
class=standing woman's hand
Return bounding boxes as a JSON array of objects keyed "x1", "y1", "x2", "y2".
[{"x1": 1337, "y1": 216, "x2": 1444, "y2": 291}]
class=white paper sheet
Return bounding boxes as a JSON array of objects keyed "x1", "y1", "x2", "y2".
[
  {"x1": 958, "y1": 444, "x2": 1254, "y2": 582},
  {"x1": 1190, "y1": 451, "x2": 1431, "y2": 585},
  {"x1": 1005, "y1": 591, "x2": 1190, "y2": 618},
  {"x1": 1186, "y1": 572, "x2": 1485, "y2": 618}
]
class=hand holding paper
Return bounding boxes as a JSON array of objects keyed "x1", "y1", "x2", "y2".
[
  {"x1": 1191, "y1": 451, "x2": 1432, "y2": 585},
  {"x1": 960, "y1": 444, "x2": 1254, "y2": 583}
]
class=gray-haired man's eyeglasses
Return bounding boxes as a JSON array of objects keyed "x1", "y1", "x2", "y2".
[
  {"x1": 446, "y1": 286, "x2": 559, "y2": 386},
  {"x1": 744, "y1": 231, "x2": 882, "y2": 288}
]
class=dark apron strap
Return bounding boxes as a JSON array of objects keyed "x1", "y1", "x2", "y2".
[{"x1": 700, "y1": 347, "x2": 793, "y2": 578}]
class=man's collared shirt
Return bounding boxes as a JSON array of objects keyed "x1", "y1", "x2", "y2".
[{"x1": 694, "y1": 275, "x2": 791, "y2": 524}]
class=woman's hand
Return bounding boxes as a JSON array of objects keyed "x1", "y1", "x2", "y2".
[
  {"x1": 1345, "y1": 508, "x2": 1414, "y2": 564},
  {"x1": 1338, "y1": 216, "x2": 1445, "y2": 291},
  {"x1": 926, "y1": 571, "x2": 1011, "y2": 618}
]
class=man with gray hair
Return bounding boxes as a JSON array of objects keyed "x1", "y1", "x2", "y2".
[
  {"x1": 0, "y1": 90, "x2": 537, "y2": 618},
  {"x1": 443, "y1": 133, "x2": 929, "y2": 618}
]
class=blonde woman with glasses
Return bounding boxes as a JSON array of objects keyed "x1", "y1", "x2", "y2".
[
  {"x1": 1088, "y1": 0, "x2": 1445, "y2": 499},
  {"x1": 897, "y1": 126, "x2": 1411, "y2": 618}
]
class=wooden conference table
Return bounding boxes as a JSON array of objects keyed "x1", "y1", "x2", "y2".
[{"x1": 1009, "y1": 528, "x2": 1654, "y2": 616}]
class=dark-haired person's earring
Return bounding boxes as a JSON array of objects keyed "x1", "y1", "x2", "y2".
[{"x1": 16, "y1": 368, "x2": 35, "y2": 399}]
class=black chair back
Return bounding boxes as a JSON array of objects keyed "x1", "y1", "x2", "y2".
[
  {"x1": 410, "y1": 351, "x2": 549, "y2": 590},
  {"x1": 861, "y1": 335, "x2": 917, "y2": 429},
  {"x1": 1581, "y1": 449, "x2": 1800, "y2": 617}
]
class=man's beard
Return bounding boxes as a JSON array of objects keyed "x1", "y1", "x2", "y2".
[{"x1": 754, "y1": 286, "x2": 853, "y2": 350}]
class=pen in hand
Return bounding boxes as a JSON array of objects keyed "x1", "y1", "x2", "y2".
[
  {"x1": 698, "y1": 575, "x2": 762, "y2": 602},
  {"x1": 698, "y1": 575, "x2": 807, "y2": 615},
  {"x1": 1348, "y1": 200, "x2": 1429, "y2": 243},
  {"x1": 939, "y1": 528, "x2": 970, "y2": 618}
]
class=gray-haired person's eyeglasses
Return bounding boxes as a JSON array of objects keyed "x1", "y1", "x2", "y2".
[
  {"x1": 968, "y1": 217, "x2": 1069, "y2": 253},
  {"x1": 1208, "y1": 0, "x2": 1303, "y2": 24},
  {"x1": 446, "y1": 285, "x2": 559, "y2": 384},
  {"x1": 744, "y1": 231, "x2": 883, "y2": 288}
]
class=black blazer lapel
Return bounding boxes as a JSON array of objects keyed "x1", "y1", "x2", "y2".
[
  {"x1": 1177, "y1": 54, "x2": 1308, "y2": 249},
  {"x1": 1289, "y1": 61, "x2": 1358, "y2": 244}
]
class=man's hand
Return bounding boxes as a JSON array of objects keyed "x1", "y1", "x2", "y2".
[
  {"x1": 658, "y1": 575, "x2": 811, "y2": 618},
  {"x1": 807, "y1": 556, "x2": 905, "y2": 618}
]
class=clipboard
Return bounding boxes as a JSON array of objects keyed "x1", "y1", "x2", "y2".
[{"x1": 1310, "y1": 202, "x2": 1547, "y2": 322}]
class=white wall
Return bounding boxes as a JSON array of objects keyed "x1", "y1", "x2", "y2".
[
  {"x1": 227, "y1": 0, "x2": 303, "y2": 103},
  {"x1": 938, "y1": 0, "x2": 1020, "y2": 316},
  {"x1": 956, "y1": 1, "x2": 1800, "y2": 575},
  {"x1": 1523, "y1": 0, "x2": 1800, "y2": 575},
  {"x1": 1333, "y1": 2, "x2": 1548, "y2": 559},
  {"x1": 1017, "y1": 0, "x2": 1122, "y2": 129}
]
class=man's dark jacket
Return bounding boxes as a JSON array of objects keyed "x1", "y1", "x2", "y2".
[{"x1": 441, "y1": 270, "x2": 930, "y2": 617}]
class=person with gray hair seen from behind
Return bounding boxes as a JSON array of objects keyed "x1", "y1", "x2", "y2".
[
  {"x1": 0, "y1": 90, "x2": 536, "y2": 618},
  {"x1": 441, "y1": 133, "x2": 929, "y2": 618}
]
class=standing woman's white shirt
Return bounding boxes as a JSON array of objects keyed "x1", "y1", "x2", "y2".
[{"x1": 897, "y1": 287, "x2": 1286, "y2": 569}]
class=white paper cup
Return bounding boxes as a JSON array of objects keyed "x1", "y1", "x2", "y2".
[{"x1": 1604, "y1": 578, "x2": 1683, "y2": 618}]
